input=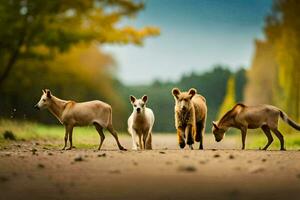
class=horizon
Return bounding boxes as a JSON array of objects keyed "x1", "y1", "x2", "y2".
[{"x1": 120, "y1": 65, "x2": 244, "y2": 86}]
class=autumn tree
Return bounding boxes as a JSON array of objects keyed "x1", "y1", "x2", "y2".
[
  {"x1": 244, "y1": 40, "x2": 279, "y2": 105},
  {"x1": 0, "y1": 0, "x2": 160, "y2": 87},
  {"x1": 265, "y1": 0, "x2": 300, "y2": 122},
  {"x1": 235, "y1": 68, "x2": 247, "y2": 103},
  {"x1": 217, "y1": 76, "x2": 236, "y2": 119}
]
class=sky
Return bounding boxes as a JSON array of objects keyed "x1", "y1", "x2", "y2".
[{"x1": 103, "y1": 0, "x2": 273, "y2": 85}]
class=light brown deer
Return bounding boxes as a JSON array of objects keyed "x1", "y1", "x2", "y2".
[{"x1": 34, "y1": 89, "x2": 126, "y2": 151}]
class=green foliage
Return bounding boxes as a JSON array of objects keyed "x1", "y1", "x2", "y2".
[{"x1": 0, "y1": 0, "x2": 160, "y2": 85}]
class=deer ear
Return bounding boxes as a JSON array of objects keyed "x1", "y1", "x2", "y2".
[
  {"x1": 188, "y1": 88, "x2": 197, "y2": 98},
  {"x1": 212, "y1": 121, "x2": 219, "y2": 129},
  {"x1": 172, "y1": 88, "x2": 181, "y2": 98},
  {"x1": 142, "y1": 95, "x2": 148, "y2": 103},
  {"x1": 46, "y1": 90, "x2": 52, "y2": 98},
  {"x1": 130, "y1": 95, "x2": 136, "y2": 103}
]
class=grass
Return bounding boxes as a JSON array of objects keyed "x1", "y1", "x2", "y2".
[
  {"x1": 229, "y1": 129, "x2": 300, "y2": 150},
  {"x1": 246, "y1": 132, "x2": 300, "y2": 150},
  {"x1": 0, "y1": 119, "x2": 300, "y2": 150},
  {"x1": 0, "y1": 119, "x2": 128, "y2": 148}
]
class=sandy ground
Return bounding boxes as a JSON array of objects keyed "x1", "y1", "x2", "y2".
[{"x1": 0, "y1": 134, "x2": 300, "y2": 200}]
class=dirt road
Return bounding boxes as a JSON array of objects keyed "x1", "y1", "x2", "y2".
[{"x1": 0, "y1": 134, "x2": 300, "y2": 200}]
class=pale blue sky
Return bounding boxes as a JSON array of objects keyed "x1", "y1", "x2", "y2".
[{"x1": 103, "y1": 0, "x2": 273, "y2": 85}]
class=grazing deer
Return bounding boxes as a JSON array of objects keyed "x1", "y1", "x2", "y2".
[
  {"x1": 128, "y1": 95, "x2": 154, "y2": 150},
  {"x1": 172, "y1": 88, "x2": 207, "y2": 150},
  {"x1": 212, "y1": 103, "x2": 300, "y2": 150},
  {"x1": 34, "y1": 89, "x2": 126, "y2": 151}
]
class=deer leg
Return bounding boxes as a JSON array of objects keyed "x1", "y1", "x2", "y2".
[
  {"x1": 66, "y1": 126, "x2": 74, "y2": 150},
  {"x1": 240, "y1": 127, "x2": 247, "y2": 150},
  {"x1": 62, "y1": 126, "x2": 69, "y2": 150},
  {"x1": 177, "y1": 127, "x2": 185, "y2": 149},
  {"x1": 145, "y1": 131, "x2": 152, "y2": 150},
  {"x1": 107, "y1": 125, "x2": 126, "y2": 151},
  {"x1": 271, "y1": 128, "x2": 285, "y2": 151},
  {"x1": 129, "y1": 128, "x2": 138, "y2": 150},
  {"x1": 94, "y1": 123, "x2": 105, "y2": 150},
  {"x1": 186, "y1": 125, "x2": 194, "y2": 150},
  {"x1": 196, "y1": 121, "x2": 205, "y2": 150},
  {"x1": 142, "y1": 133, "x2": 147, "y2": 150},
  {"x1": 261, "y1": 125, "x2": 273, "y2": 150},
  {"x1": 138, "y1": 134, "x2": 143, "y2": 150}
]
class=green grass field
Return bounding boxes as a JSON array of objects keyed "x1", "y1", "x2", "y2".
[
  {"x1": 0, "y1": 119, "x2": 300, "y2": 150},
  {"x1": 0, "y1": 119, "x2": 129, "y2": 149},
  {"x1": 246, "y1": 130, "x2": 300, "y2": 150}
]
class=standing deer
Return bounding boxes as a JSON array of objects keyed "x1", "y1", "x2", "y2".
[
  {"x1": 128, "y1": 95, "x2": 154, "y2": 150},
  {"x1": 172, "y1": 88, "x2": 207, "y2": 150},
  {"x1": 34, "y1": 89, "x2": 126, "y2": 151},
  {"x1": 212, "y1": 103, "x2": 300, "y2": 150}
]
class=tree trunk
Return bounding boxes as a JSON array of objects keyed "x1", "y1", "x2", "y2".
[
  {"x1": 0, "y1": 34, "x2": 26, "y2": 88},
  {"x1": 0, "y1": 49, "x2": 20, "y2": 87}
]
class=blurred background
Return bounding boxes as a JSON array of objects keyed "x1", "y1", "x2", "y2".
[{"x1": 0, "y1": 0, "x2": 299, "y2": 133}]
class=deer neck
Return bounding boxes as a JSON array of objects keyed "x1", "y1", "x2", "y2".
[
  {"x1": 218, "y1": 119, "x2": 234, "y2": 131},
  {"x1": 48, "y1": 96, "x2": 67, "y2": 123},
  {"x1": 133, "y1": 111, "x2": 147, "y2": 122}
]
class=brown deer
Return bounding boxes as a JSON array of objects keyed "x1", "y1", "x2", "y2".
[
  {"x1": 212, "y1": 103, "x2": 300, "y2": 150},
  {"x1": 172, "y1": 88, "x2": 207, "y2": 150}
]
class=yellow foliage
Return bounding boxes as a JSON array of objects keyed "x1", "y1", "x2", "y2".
[
  {"x1": 218, "y1": 76, "x2": 236, "y2": 119},
  {"x1": 44, "y1": 43, "x2": 127, "y2": 128},
  {"x1": 264, "y1": 0, "x2": 300, "y2": 123},
  {"x1": 48, "y1": 43, "x2": 121, "y2": 105},
  {"x1": 244, "y1": 40, "x2": 279, "y2": 105}
]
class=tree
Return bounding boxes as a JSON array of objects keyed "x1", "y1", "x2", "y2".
[
  {"x1": 218, "y1": 76, "x2": 236, "y2": 119},
  {"x1": 244, "y1": 40, "x2": 279, "y2": 105},
  {"x1": 265, "y1": 0, "x2": 300, "y2": 122},
  {"x1": 234, "y1": 68, "x2": 246, "y2": 103},
  {"x1": 0, "y1": 0, "x2": 160, "y2": 87}
]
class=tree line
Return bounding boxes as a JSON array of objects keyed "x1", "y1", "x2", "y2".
[
  {"x1": 117, "y1": 67, "x2": 246, "y2": 132},
  {"x1": 245, "y1": 0, "x2": 300, "y2": 132}
]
